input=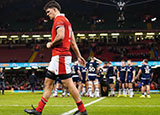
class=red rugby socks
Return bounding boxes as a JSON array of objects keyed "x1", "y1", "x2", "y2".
[
  {"x1": 36, "y1": 97, "x2": 48, "y2": 112},
  {"x1": 76, "y1": 101, "x2": 86, "y2": 112}
]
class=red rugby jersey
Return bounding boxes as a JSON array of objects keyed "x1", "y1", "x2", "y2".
[{"x1": 51, "y1": 14, "x2": 72, "y2": 56}]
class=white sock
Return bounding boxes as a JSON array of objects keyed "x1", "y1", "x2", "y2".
[
  {"x1": 119, "y1": 89, "x2": 122, "y2": 95},
  {"x1": 130, "y1": 88, "x2": 133, "y2": 97},
  {"x1": 95, "y1": 88, "x2": 99, "y2": 96},
  {"x1": 123, "y1": 88, "x2": 126, "y2": 95},
  {"x1": 88, "y1": 87, "x2": 92, "y2": 96},
  {"x1": 128, "y1": 88, "x2": 130, "y2": 96},
  {"x1": 62, "y1": 89, "x2": 66, "y2": 95},
  {"x1": 111, "y1": 88, "x2": 114, "y2": 95}
]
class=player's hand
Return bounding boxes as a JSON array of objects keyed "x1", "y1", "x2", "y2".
[
  {"x1": 131, "y1": 79, "x2": 134, "y2": 83},
  {"x1": 46, "y1": 42, "x2": 52, "y2": 48},
  {"x1": 2, "y1": 76, "x2": 4, "y2": 79},
  {"x1": 117, "y1": 77, "x2": 120, "y2": 83},
  {"x1": 135, "y1": 76, "x2": 138, "y2": 80},
  {"x1": 78, "y1": 56, "x2": 86, "y2": 66}
]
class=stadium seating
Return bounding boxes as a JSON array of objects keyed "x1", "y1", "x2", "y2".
[{"x1": 0, "y1": 46, "x2": 33, "y2": 62}]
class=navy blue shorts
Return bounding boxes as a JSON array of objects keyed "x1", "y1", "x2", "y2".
[
  {"x1": 82, "y1": 78, "x2": 88, "y2": 84},
  {"x1": 72, "y1": 77, "x2": 81, "y2": 82},
  {"x1": 109, "y1": 79, "x2": 114, "y2": 84},
  {"x1": 88, "y1": 76, "x2": 97, "y2": 81},
  {"x1": 120, "y1": 78, "x2": 125, "y2": 83},
  {"x1": 127, "y1": 75, "x2": 133, "y2": 83},
  {"x1": 126, "y1": 79, "x2": 132, "y2": 83},
  {"x1": 55, "y1": 78, "x2": 61, "y2": 84},
  {"x1": 141, "y1": 79, "x2": 150, "y2": 86}
]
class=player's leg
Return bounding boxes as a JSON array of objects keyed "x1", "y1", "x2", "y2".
[
  {"x1": 77, "y1": 81, "x2": 82, "y2": 94},
  {"x1": 125, "y1": 82, "x2": 129, "y2": 96},
  {"x1": 53, "y1": 81, "x2": 59, "y2": 97},
  {"x1": 24, "y1": 70, "x2": 56, "y2": 115},
  {"x1": 61, "y1": 77, "x2": 87, "y2": 114},
  {"x1": 129, "y1": 83, "x2": 133, "y2": 98},
  {"x1": 140, "y1": 80, "x2": 146, "y2": 98},
  {"x1": 1, "y1": 82, "x2": 5, "y2": 95},
  {"x1": 85, "y1": 81, "x2": 88, "y2": 96},
  {"x1": 146, "y1": 80, "x2": 151, "y2": 98},
  {"x1": 140, "y1": 85, "x2": 146, "y2": 98},
  {"x1": 118, "y1": 82, "x2": 122, "y2": 97},
  {"x1": 81, "y1": 83, "x2": 85, "y2": 96},
  {"x1": 87, "y1": 79, "x2": 93, "y2": 97},
  {"x1": 123, "y1": 82, "x2": 127, "y2": 97},
  {"x1": 109, "y1": 83, "x2": 114, "y2": 96},
  {"x1": 62, "y1": 85, "x2": 66, "y2": 97},
  {"x1": 94, "y1": 79, "x2": 100, "y2": 97},
  {"x1": 42, "y1": 78, "x2": 55, "y2": 100},
  {"x1": 109, "y1": 77, "x2": 115, "y2": 96},
  {"x1": 122, "y1": 83, "x2": 125, "y2": 96}
]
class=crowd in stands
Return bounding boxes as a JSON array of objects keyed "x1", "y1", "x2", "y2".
[
  {"x1": 4, "y1": 69, "x2": 44, "y2": 90},
  {"x1": 0, "y1": 35, "x2": 160, "y2": 62}
]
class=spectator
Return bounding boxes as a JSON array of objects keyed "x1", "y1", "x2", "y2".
[{"x1": 29, "y1": 71, "x2": 37, "y2": 92}]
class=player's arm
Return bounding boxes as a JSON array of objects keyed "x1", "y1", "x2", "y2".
[
  {"x1": 132, "y1": 70, "x2": 136, "y2": 82},
  {"x1": 117, "y1": 71, "x2": 120, "y2": 82},
  {"x1": 93, "y1": 57, "x2": 102, "y2": 64},
  {"x1": 85, "y1": 69, "x2": 88, "y2": 81},
  {"x1": 77, "y1": 70, "x2": 82, "y2": 80},
  {"x1": 136, "y1": 69, "x2": 142, "y2": 80},
  {"x1": 46, "y1": 27, "x2": 64, "y2": 48},
  {"x1": 71, "y1": 32, "x2": 86, "y2": 66},
  {"x1": 150, "y1": 72, "x2": 154, "y2": 81},
  {"x1": 125, "y1": 71, "x2": 128, "y2": 82}
]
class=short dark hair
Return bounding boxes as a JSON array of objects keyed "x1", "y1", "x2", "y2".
[
  {"x1": 143, "y1": 59, "x2": 148, "y2": 63},
  {"x1": 44, "y1": 0, "x2": 61, "y2": 11}
]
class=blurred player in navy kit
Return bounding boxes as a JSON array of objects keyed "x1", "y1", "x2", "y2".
[
  {"x1": 80, "y1": 65, "x2": 88, "y2": 96},
  {"x1": 107, "y1": 61, "x2": 116, "y2": 97},
  {"x1": 117, "y1": 60, "x2": 127, "y2": 97},
  {"x1": 29, "y1": 71, "x2": 37, "y2": 93},
  {"x1": 136, "y1": 59, "x2": 153, "y2": 98},
  {"x1": 97, "y1": 62, "x2": 109, "y2": 96},
  {"x1": 125, "y1": 60, "x2": 136, "y2": 98},
  {"x1": 0, "y1": 68, "x2": 5, "y2": 95},
  {"x1": 86, "y1": 57, "x2": 102, "y2": 98},
  {"x1": 71, "y1": 61, "x2": 83, "y2": 94}
]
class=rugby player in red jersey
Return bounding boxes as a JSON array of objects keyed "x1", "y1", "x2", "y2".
[{"x1": 24, "y1": 1, "x2": 87, "y2": 115}]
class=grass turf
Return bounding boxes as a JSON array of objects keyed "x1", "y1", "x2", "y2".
[{"x1": 0, "y1": 92, "x2": 160, "y2": 115}]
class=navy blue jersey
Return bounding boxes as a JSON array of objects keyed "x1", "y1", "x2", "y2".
[
  {"x1": 80, "y1": 66, "x2": 87, "y2": 79},
  {"x1": 86, "y1": 61, "x2": 99, "y2": 76},
  {"x1": 107, "y1": 66, "x2": 114, "y2": 77},
  {"x1": 126, "y1": 66, "x2": 135, "y2": 77},
  {"x1": 71, "y1": 65, "x2": 79, "y2": 75},
  {"x1": 118, "y1": 66, "x2": 127, "y2": 79},
  {"x1": 140, "y1": 65, "x2": 152, "y2": 80}
]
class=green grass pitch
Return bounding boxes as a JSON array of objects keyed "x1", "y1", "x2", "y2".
[{"x1": 0, "y1": 92, "x2": 160, "y2": 115}]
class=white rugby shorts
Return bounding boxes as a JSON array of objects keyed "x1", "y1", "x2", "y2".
[{"x1": 48, "y1": 55, "x2": 71, "y2": 75}]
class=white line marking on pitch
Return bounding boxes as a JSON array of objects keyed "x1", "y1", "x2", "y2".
[
  {"x1": 0, "y1": 104, "x2": 160, "y2": 108},
  {"x1": 91, "y1": 105, "x2": 160, "y2": 107},
  {"x1": 61, "y1": 97, "x2": 106, "y2": 115}
]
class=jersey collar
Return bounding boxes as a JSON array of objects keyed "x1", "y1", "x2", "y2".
[{"x1": 55, "y1": 13, "x2": 65, "y2": 19}]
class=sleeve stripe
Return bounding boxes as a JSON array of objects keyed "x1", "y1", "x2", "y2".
[{"x1": 56, "y1": 25, "x2": 64, "y2": 29}]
